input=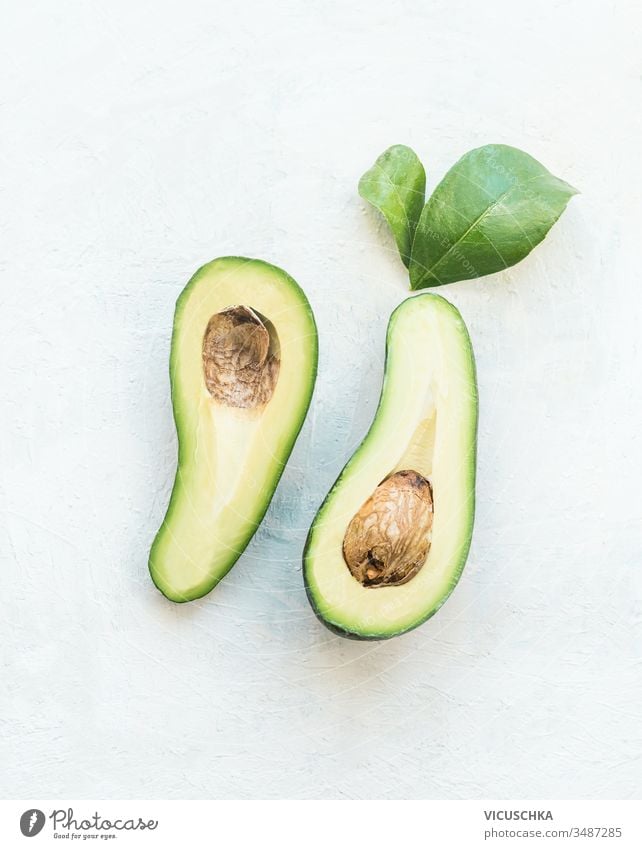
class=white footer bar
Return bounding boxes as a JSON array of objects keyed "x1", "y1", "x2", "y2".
[{"x1": 1, "y1": 800, "x2": 640, "y2": 848}]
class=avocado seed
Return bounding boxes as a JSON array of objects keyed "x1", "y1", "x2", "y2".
[
  {"x1": 342, "y1": 470, "x2": 433, "y2": 588},
  {"x1": 202, "y1": 305, "x2": 280, "y2": 408}
]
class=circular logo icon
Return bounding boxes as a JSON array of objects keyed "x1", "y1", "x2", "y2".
[{"x1": 20, "y1": 810, "x2": 45, "y2": 837}]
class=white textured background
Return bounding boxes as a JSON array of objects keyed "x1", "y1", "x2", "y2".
[{"x1": 2, "y1": 0, "x2": 641, "y2": 800}]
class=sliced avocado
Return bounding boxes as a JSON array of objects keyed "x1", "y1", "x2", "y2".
[
  {"x1": 150, "y1": 257, "x2": 318, "y2": 602},
  {"x1": 304, "y1": 294, "x2": 477, "y2": 639}
]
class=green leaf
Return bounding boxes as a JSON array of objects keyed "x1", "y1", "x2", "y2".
[
  {"x1": 359, "y1": 145, "x2": 426, "y2": 267},
  {"x1": 409, "y1": 144, "x2": 578, "y2": 289}
]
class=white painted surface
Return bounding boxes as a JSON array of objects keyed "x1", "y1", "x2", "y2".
[{"x1": 2, "y1": 0, "x2": 640, "y2": 800}]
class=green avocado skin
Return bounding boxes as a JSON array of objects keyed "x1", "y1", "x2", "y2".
[
  {"x1": 303, "y1": 513, "x2": 479, "y2": 642},
  {"x1": 302, "y1": 578, "x2": 474, "y2": 642},
  {"x1": 303, "y1": 294, "x2": 478, "y2": 640},
  {"x1": 149, "y1": 256, "x2": 318, "y2": 603}
]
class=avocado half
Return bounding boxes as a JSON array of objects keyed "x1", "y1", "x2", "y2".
[
  {"x1": 150, "y1": 257, "x2": 318, "y2": 602},
  {"x1": 304, "y1": 294, "x2": 477, "y2": 639}
]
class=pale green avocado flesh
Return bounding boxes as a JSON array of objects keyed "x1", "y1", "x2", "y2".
[
  {"x1": 304, "y1": 294, "x2": 477, "y2": 639},
  {"x1": 150, "y1": 257, "x2": 318, "y2": 602}
]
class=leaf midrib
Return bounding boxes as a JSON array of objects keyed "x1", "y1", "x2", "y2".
[
  {"x1": 370, "y1": 163, "x2": 415, "y2": 233},
  {"x1": 415, "y1": 173, "x2": 542, "y2": 284}
]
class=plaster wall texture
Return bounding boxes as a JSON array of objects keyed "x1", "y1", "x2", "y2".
[{"x1": 2, "y1": 0, "x2": 641, "y2": 799}]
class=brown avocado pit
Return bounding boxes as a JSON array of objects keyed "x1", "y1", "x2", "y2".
[
  {"x1": 202, "y1": 305, "x2": 280, "y2": 409},
  {"x1": 342, "y1": 470, "x2": 433, "y2": 588}
]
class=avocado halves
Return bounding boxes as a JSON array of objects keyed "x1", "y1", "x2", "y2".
[
  {"x1": 304, "y1": 294, "x2": 478, "y2": 639},
  {"x1": 149, "y1": 257, "x2": 318, "y2": 602}
]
